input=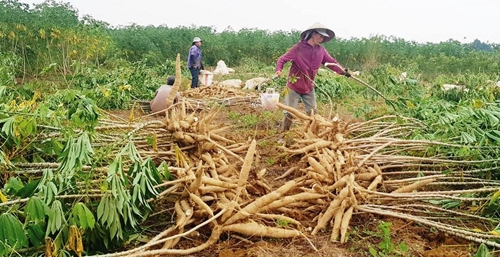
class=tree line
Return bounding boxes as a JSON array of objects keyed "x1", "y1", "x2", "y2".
[{"x1": 1, "y1": 0, "x2": 499, "y2": 80}]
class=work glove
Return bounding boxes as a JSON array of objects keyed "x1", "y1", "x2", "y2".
[{"x1": 344, "y1": 68, "x2": 351, "y2": 78}]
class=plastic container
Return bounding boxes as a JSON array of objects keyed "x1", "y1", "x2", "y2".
[
  {"x1": 198, "y1": 70, "x2": 213, "y2": 86},
  {"x1": 260, "y1": 88, "x2": 280, "y2": 109}
]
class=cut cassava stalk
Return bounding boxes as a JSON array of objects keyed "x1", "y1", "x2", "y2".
[
  {"x1": 391, "y1": 178, "x2": 436, "y2": 193},
  {"x1": 383, "y1": 174, "x2": 445, "y2": 185},
  {"x1": 356, "y1": 205, "x2": 500, "y2": 249},
  {"x1": 129, "y1": 225, "x2": 223, "y2": 257},
  {"x1": 375, "y1": 203, "x2": 495, "y2": 221}
]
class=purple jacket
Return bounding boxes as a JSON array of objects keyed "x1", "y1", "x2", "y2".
[
  {"x1": 276, "y1": 40, "x2": 344, "y2": 94},
  {"x1": 187, "y1": 45, "x2": 203, "y2": 69}
]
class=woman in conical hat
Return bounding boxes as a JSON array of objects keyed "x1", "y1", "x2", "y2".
[{"x1": 275, "y1": 22, "x2": 351, "y2": 132}]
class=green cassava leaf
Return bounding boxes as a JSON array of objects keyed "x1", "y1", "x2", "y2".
[
  {"x1": 3, "y1": 177, "x2": 24, "y2": 195},
  {"x1": 46, "y1": 200, "x2": 66, "y2": 236},
  {"x1": 25, "y1": 223, "x2": 45, "y2": 248},
  {"x1": 16, "y1": 179, "x2": 40, "y2": 198},
  {"x1": 25, "y1": 197, "x2": 48, "y2": 221},
  {"x1": 0, "y1": 213, "x2": 29, "y2": 249},
  {"x1": 474, "y1": 243, "x2": 492, "y2": 257},
  {"x1": 72, "y1": 202, "x2": 96, "y2": 229}
]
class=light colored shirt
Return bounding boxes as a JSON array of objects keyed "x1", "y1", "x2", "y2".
[
  {"x1": 150, "y1": 85, "x2": 181, "y2": 113},
  {"x1": 187, "y1": 45, "x2": 203, "y2": 69}
]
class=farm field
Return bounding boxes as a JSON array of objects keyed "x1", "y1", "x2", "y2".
[
  {"x1": 2, "y1": 1, "x2": 500, "y2": 256},
  {"x1": 3, "y1": 58, "x2": 500, "y2": 257},
  {"x1": 84, "y1": 79, "x2": 486, "y2": 257}
]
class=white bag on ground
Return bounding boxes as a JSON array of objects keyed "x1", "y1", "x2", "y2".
[
  {"x1": 213, "y1": 60, "x2": 230, "y2": 75},
  {"x1": 243, "y1": 77, "x2": 270, "y2": 90},
  {"x1": 220, "y1": 79, "x2": 242, "y2": 88}
]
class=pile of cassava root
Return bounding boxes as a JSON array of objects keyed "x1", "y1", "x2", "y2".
[{"x1": 82, "y1": 55, "x2": 500, "y2": 257}]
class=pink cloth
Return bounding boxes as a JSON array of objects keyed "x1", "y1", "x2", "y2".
[{"x1": 276, "y1": 40, "x2": 344, "y2": 94}]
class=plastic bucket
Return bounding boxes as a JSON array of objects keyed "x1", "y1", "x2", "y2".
[
  {"x1": 260, "y1": 88, "x2": 280, "y2": 109},
  {"x1": 199, "y1": 70, "x2": 213, "y2": 86}
]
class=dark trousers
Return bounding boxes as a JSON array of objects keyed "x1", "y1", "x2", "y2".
[{"x1": 189, "y1": 68, "x2": 200, "y2": 88}]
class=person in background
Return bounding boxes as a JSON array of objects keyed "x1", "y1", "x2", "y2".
[
  {"x1": 150, "y1": 76, "x2": 180, "y2": 115},
  {"x1": 187, "y1": 37, "x2": 204, "y2": 88},
  {"x1": 275, "y1": 22, "x2": 351, "y2": 132}
]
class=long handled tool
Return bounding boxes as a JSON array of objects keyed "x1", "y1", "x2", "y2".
[{"x1": 324, "y1": 62, "x2": 398, "y2": 109}]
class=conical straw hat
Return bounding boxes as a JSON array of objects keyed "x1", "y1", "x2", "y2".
[{"x1": 300, "y1": 22, "x2": 335, "y2": 43}]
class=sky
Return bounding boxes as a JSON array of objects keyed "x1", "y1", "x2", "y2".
[{"x1": 18, "y1": 0, "x2": 500, "y2": 44}]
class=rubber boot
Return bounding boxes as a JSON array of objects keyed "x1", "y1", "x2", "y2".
[{"x1": 281, "y1": 115, "x2": 293, "y2": 132}]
